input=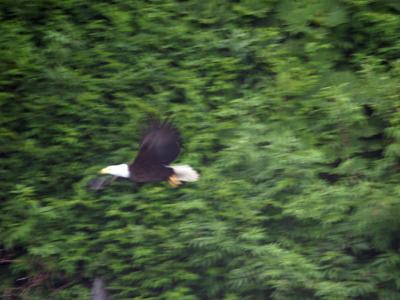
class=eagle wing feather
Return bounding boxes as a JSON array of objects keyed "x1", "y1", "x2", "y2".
[{"x1": 129, "y1": 120, "x2": 181, "y2": 182}]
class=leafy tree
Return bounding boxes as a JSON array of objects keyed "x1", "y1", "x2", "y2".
[{"x1": 1, "y1": 0, "x2": 400, "y2": 299}]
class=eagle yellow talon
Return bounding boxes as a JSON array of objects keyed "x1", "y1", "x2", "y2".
[{"x1": 168, "y1": 174, "x2": 182, "y2": 187}]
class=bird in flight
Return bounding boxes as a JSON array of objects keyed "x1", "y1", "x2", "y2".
[{"x1": 90, "y1": 120, "x2": 199, "y2": 191}]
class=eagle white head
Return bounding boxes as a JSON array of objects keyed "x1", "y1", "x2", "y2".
[{"x1": 100, "y1": 164, "x2": 130, "y2": 178}]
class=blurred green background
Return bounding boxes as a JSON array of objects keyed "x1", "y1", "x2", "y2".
[{"x1": 1, "y1": 0, "x2": 400, "y2": 299}]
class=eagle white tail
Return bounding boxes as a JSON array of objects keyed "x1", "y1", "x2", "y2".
[{"x1": 170, "y1": 165, "x2": 199, "y2": 182}]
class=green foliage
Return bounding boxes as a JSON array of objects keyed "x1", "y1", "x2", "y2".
[{"x1": 1, "y1": 0, "x2": 400, "y2": 298}]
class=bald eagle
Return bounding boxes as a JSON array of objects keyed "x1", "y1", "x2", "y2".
[{"x1": 95, "y1": 120, "x2": 199, "y2": 189}]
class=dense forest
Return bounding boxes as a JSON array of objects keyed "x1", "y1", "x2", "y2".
[{"x1": 1, "y1": 0, "x2": 400, "y2": 299}]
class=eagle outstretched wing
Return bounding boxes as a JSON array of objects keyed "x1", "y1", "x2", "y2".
[
  {"x1": 129, "y1": 120, "x2": 182, "y2": 182},
  {"x1": 137, "y1": 120, "x2": 181, "y2": 165}
]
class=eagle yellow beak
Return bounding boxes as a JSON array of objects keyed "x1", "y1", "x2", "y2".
[{"x1": 100, "y1": 167, "x2": 109, "y2": 174}]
